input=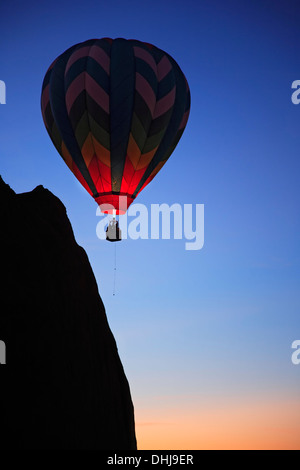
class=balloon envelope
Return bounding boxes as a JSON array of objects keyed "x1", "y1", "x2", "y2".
[{"x1": 41, "y1": 38, "x2": 190, "y2": 214}]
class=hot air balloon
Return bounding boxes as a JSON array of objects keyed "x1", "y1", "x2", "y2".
[{"x1": 41, "y1": 38, "x2": 190, "y2": 240}]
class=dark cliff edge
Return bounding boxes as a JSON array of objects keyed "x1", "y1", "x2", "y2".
[{"x1": 0, "y1": 176, "x2": 137, "y2": 450}]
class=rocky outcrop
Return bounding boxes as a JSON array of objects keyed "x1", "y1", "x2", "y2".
[{"x1": 0, "y1": 177, "x2": 137, "y2": 450}]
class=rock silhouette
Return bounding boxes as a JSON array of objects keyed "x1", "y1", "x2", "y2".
[{"x1": 0, "y1": 177, "x2": 137, "y2": 450}]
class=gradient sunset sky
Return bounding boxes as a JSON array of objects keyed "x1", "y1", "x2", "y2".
[{"x1": 1, "y1": 0, "x2": 300, "y2": 449}]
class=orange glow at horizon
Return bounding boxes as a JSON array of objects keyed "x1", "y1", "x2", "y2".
[{"x1": 135, "y1": 396, "x2": 300, "y2": 450}]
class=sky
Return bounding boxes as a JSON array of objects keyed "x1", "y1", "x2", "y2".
[{"x1": 1, "y1": 0, "x2": 300, "y2": 450}]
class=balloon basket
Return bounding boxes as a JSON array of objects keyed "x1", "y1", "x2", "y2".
[{"x1": 106, "y1": 220, "x2": 122, "y2": 242}]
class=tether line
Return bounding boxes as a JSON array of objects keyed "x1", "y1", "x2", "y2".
[{"x1": 113, "y1": 242, "x2": 117, "y2": 296}]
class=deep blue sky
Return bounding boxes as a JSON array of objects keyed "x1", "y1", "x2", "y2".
[{"x1": 1, "y1": 0, "x2": 300, "y2": 448}]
